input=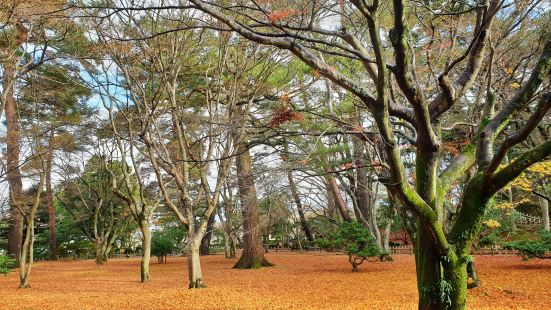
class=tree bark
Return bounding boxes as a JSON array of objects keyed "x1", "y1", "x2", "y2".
[
  {"x1": 95, "y1": 239, "x2": 108, "y2": 265},
  {"x1": 466, "y1": 259, "x2": 480, "y2": 289},
  {"x1": 287, "y1": 170, "x2": 314, "y2": 242},
  {"x1": 233, "y1": 137, "x2": 272, "y2": 269},
  {"x1": 188, "y1": 238, "x2": 206, "y2": 288},
  {"x1": 19, "y1": 173, "x2": 45, "y2": 288},
  {"x1": 540, "y1": 196, "x2": 549, "y2": 231},
  {"x1": 4, "y1": 62, "x2": 23, "y2": 265},
  {"x1": 383, "y1": 220, "x2": 392, "y2": 253},
  {"x1": 325, "y1": 175, "x2": 353, "y2": 222},
  {"x1": 46, "y1": 130, "x2": 57, "y2": 260},
  {"x1": 413, "y1": 149, "x2": 447, "y2": 310},
  {"x1": 140, "y1": 220, "x2": 152, "y2": 283},
  {"x1": 200, "y1": 212, "x2": 216, "y2": 255},
  {"x1": 353, "y1": 139, "x2": 381, "y2": 243}
]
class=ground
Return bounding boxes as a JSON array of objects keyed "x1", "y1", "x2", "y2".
[{"x1": 1, "y1": 252, "x2": 550, "y2": 309}]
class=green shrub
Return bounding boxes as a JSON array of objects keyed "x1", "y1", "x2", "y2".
[
  {"x1": 0, "y1": 255, "x2": 16, "y2": 275},
  {"x1": 152, "y1": 234, "x2": 176, "y2": 263},
  {"x1": 504, "y1": 230, "x2": 551, "y2": 260},
  {"x1": 317, "y1": 221, "x2": 380, "y2": 271},
  {"x1": 57, "y1": 240, "x2": 96, "y2": 259}
]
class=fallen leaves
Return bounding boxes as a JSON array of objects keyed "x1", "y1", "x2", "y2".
[{"x1": 0, "y1": 253, "x2": 550, "y2": 309}]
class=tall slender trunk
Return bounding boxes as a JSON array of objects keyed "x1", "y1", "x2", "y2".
[
  {"x1": 19, "y1": 216, "x2": 35, "y2": 288},
  {"x1": 140, "y1": 219, "x2": 152, "y2": 283},
  {"x1": 287, "y1": 170, "x2": 314, "y2": 242},
  {"x1": 540, "y1": 196, "x2": 549, "y2": 231},
  {"x1": 325, "y1": 175, "x2": 353, "y2": 222},
  {"x1": 325, "y1": 183, "x2": 341, "y2": 226},
  {"x1": 383, "y1": 221, "x2": 392, "y2": 253},
  {"x1": 4, "y1": 63, "x2": 23, "y2": 264},
  {"x1": 353, "y1": 139, "x2": 380, "y2": 238},
  {"x1": 233, "y1": 136, "x2": 272, "y2": 269},
  {"x1": 19, "y1": 173, "x2": 44, "y2": 288},
  {"x1": 188, "y1": 238, "x2": 206, "y2": 288},
  {"x1": 46, "y1": 130, "x2": 56, "y2": 260}
]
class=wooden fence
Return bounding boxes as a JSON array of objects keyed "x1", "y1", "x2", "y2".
[
  {"x1": 389, "y1": 246, "x2": 519, "y2": 255},
  {"x1": 515, "y1": 212, "x2": 544, "y2": 226}
]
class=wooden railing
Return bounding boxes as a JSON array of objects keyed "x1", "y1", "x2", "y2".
[
  {"x1": 389, "y1": 246, "x2": 519, "y2": 255},
  {"x1": 515, "y1": 212, "x2": 544, "y2": 226}
]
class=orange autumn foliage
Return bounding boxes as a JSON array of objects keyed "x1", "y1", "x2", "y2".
[
  {"x1": 268, "y1": 10, "x2": 299, "y2": 22},
  {"x1": 268, "y1": 106, "x2": 305, "y2": 127},
  {"x1": 1, "y1": 252, "x2": 550, "y2": 309}
]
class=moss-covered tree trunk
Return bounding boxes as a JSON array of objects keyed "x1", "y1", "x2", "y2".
[
  {"x1": 233, "y1": 136, "x2": 272, "y2": 269},
  {"x1": 413, "y1": 148, "x2": 452, "y2": 310}
]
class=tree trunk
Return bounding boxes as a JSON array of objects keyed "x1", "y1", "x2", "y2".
[
  {"x1": 19, "y1": 173, "x2": 44, "y2": 288},
  {"x1": 325, "y1": 175, "x2": 353, "y2": 222},
  {"x1": 19, "y1": 218, "x2": 34, "y2": 288},
  {"x1": 540, "y1": 196, "x2": 549, "y2": 231},
  {"x1": 466, "y1": 259, "x2": 480, "y2": 289},
  {"x1": 383, "y1": 221, "x2": 391, "y2": 251},
  {"x1": 200, "y1": 212, "x2": 216, "y2": 255},
  {"x1": 287, "y1": 170, "x2": 314, "y2": 242},
  {"x1": 188, "y1": 239, "x2": 206, "y2": 288},
  {"x1": 353, "y1": 139, "x2": 382, "y2": 247},
  {"x1": 325, "y1": 182, "x2": 341, "y2": 226},
  {"x1": 140, "y1": 220, "x2": 152, "y2": 283},
  {"x1": 233, "y1": 136, "x2": 272, "y2": 269},
  {"x1": 19, "y1": 216, "x2": 35, "y2": 288},
  {"x1": 46, "y1": 132, "x2": 57, "y2": 260},
  {"x1": 223, "y1": 229, "x2": 236, "y2": 259},
  {"x1": 95, "y1": 239, "x2": 108, "y2": 265},
  {"x1": 413, "y1": 150, "x2": 451, "y2": 310},
  {"x1": 349, "y1": 254, "x2": 359, "y2": 272},
  {"x1": 442, "y1": 256, "x2": 468, "y2": 310},
  {"x1": 4, "y1": 62, "x2": 23, "y2": 265}
]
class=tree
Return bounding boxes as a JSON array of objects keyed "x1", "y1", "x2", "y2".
[
  {"x1": 152, "y1": 233, "x2": 176, "y2": 263},
  {"x1": 1, "y1": 0, "x2": 78, "y2": 262},
  {"x1": 58, "y1": 155, "x2": 133, "y2": 265},
  {"x1": 19, "y1": 63, "x2": 92, "y2": 260},
  {"x1": 233, "y1": 130, "x2": 273, "y2": 268},
  {"x1": 318, "y1": 221, "x2": 380, "y2": 272}
]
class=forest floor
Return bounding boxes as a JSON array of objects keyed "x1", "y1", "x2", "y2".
[{"x1": 1, "y1": 251, "x2": 550, "y2": 309}]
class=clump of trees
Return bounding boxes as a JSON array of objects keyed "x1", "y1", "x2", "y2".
[{"x1": 0, "y1": 1, "x2": 550, "y2": 308}]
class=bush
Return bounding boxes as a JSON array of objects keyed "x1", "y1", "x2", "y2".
[
  {"x1": 57, "y1": 240, "x2": 96, "y2": 259},
  {"x1": 152, "y1": 234, "x2": 176, "y2": 263},
  {"x1": 317, "y1": 221, "x2": 380, "y2": 272},
  {"x1": 504, "y1": 230, "x2": 551, "y2": 260},
  {"x1": 0, "y1": 255, "x2": 16, "y2": 275}
]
